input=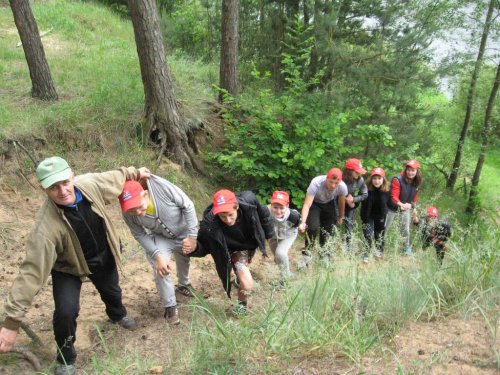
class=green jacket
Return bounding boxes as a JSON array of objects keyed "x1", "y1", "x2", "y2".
[{"x1": 2, "y1": 167, "x2": 140, "y2": 330}]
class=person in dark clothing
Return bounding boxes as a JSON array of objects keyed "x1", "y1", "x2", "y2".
[
  {"x1": 414, "y1": 206, "x2": 452, "y2": 264},
  {"x1": 360, "y1": 167, "x2": 390, "y2": 262},
  {"x1": 385, "y1": 159, "x2": 423, "y2": 255},
  {"x1": 186, "y1": 189, "x2": 274, "y2": 315}
]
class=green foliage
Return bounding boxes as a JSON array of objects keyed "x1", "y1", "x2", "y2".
[
  {"x1": 213, "y1": 21, "x2": 397, "y2": 203},
  {"x1": 160, "y1": 0, "x2": 219, "y2": 61},
  {"x1": 0, "y1": 1, "x2": 216, "y2": 158}
]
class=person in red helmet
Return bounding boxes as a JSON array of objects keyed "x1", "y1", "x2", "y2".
[
  {"x1": 414, "y1": 206, "x2": 452, "y2": 264},
  {"x1": 267, "y1": 191, "x2": 300, "y2": 286},
  {"x1": 187, "y1": 189, "x2": 274, "y2": 315},
  {"x1": 360, "y1": 167, "x2": 390, "y2": 262},
  {"x1": 342, "y1": 158, "x2": 368, "y2": 248},
  {"x1": 298, "y1": 167, "x2": 348, "y2": 267},
  {"x1": 385, "y1": 159, "x2": 423, "y2": 255},
  {"x1": 119, "y1": 177, "x2": 199, "y2": 326}
]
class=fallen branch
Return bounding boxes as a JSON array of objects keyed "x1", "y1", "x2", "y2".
[{"x1": 4, "y1": 346, "x2": 43, "y2": 371}]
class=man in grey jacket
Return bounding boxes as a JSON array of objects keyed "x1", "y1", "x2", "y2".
[{"x1": 119, "y1": 176, "x2": 198, "y2": 325}]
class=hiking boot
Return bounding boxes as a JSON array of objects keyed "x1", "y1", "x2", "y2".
[
  {"x1": 54, "y1": 363, "x2": 76, "y2": 375},
  {"x1": 297, "y1": 249, "x2": 312, "y2": 270},
  {"x1": 403, "y1": 247, "x2": 413, "y2": 256},
  {"x1": 115, "y1": 315, "x2": 137, "y2": 331},
  {"x1": 374, "y1": 251, "x2": 383, "y2": 259},
  {"x1": 164, "y1": 306, "x2": 180, "y2": 325},
  {"x1": 362, "y1": 256, "x2": 369, "y2": 264},
  {"x1": 176, "y1": 284, "x2": 195, "y2": 297}
]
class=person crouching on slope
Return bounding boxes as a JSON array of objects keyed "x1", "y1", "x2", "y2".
[
  {"x1": 385, "y1": 160, "x2": 423, "y2": 255},
  {"x1": 186, "y1": 189, "x2": 275, "y2": 315},
  {"x1": 119, "y1": 178, "x2": 198, "y2": 325},
  {"x1": 360, "y1": 167, "x2": 390, "y2": 262},
  {"x1": 414, "y1": 206, "x2": 452, "y2": 264},
  {"x1": 0, "y1": 157, "x2": 148, "y2": 375},
  {"x1": 343, "y1": 158, "x2": 368, "y2": 248},
  {"x1": 267, "y1": 191, "x2": 300, "y2": 286}
]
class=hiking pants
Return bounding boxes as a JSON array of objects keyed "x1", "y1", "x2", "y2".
[
  {"x1": 146, "y1": 235, "x2": 191, "y2": 308},
  {"x1": 305, "y1": 200, "x2": 338, "y2": 248},
  {"x1": 385, "y1": 209, "x2": 411, "y2": 249},
  {"x1": 52, "y1": 258, "x2": 126, "y2": 365},
  {"x1": 362, "y1": 217, "x2": 386, "y2": 255},
  {"x1": 269, "y1": 229, "x2": 298, "y2": 278}
]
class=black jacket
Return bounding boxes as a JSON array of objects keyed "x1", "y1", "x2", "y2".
[
  {"x1": 360, "y1": 188, "x2": 390, "y2": 223},
  {"x1": 189, "y1": 191, "x2": 275, "y2": 296}
]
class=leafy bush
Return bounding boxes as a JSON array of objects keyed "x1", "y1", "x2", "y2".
[{"x1": 213, "y1": 21, "x2": 396, "y2": 204}]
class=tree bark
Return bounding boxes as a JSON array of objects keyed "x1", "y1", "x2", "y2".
[
  {"x1": 466, "y1": 62, "x2": 500, "y2": 214},
  {"x1": 219, "y1": 0, "x2": 240, "y2": 102},
  {"x1": 447, "y1": 0, "x2": 495, "y2": 189},
  {"x1": 128, "y1": 0, "x2": 198, "y2": 171},
  {"x1": 9, "y1": 0, "x2": 58, "y2": 100}
]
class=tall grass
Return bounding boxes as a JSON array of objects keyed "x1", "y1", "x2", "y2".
[{"x1": 179, "y1": 219, "x2": 498, "y2": 373}]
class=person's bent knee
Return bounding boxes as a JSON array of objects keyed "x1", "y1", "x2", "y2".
[{"x1": 54, "y1": 304, "x2": 80, "y2": 322}]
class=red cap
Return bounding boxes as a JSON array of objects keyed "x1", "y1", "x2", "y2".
[
  {"x1": 406, "y1": 159, "x2": 421, "y2": 169},
  {"x1": 119, "y1": 180, "x2": 145, "y2": 212},
  {"x1": 271, "y1": 190, "x2": 289, "y2": 206},
  {"x1": 212, "y1": 189, "x2": 238, "y2": 215},
  {"x1": 344, "y1": 158, "x2": 367, "y2": 174},
  {"x1": 370, "y1": 167, "x2": 385, "y2": 177},
  {"x1": 327, "y1": 167, "x2": 343, "y2": 180},
  {"x1": 427, "y1": 206, "x2": 439, "y2": 217}
]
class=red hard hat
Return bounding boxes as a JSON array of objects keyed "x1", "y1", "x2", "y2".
[
  {"x1": 406, "y1": 159, "x2": 420, "y2": 169},
  {"x1": 344, "y1": 158, "x2": 367, "y2": 174},
  {"x1": 427, "y1": 206, "x2": 439, "y2": 217},
  {"x1": 370, "y1": 167, "x2": 385, "y2": 177}
]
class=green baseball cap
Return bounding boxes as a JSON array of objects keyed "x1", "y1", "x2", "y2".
[{"x1": 36, "y1": 156, "x2": 73, "y2": 188}]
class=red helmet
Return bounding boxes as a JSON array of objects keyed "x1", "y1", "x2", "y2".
[
  {"x1": 370, "y1": 167, "x2": 385, "y2": 177},
  {"x1": 406, "y1": 160, "x2": 420, "y2": 169},
  {"x1": 344, "y1": 158, "x2": 367, "y2": 174},
  {"x1": 427, "y1": 206, "x2": 439, "y2": 217}
]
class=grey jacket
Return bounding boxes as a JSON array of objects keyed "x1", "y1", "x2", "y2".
[
  {"x1": 346, "y1": 177, "x2": 368, "y2": 205},
  {"x1": 123, "y1": 174, "x2": 198, "y2": 259}
]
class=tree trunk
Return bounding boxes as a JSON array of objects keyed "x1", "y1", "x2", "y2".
[
  {"x1": 303, "y1": 0, "x2": 310, "y2": 27},
  {"x1": 128, "y1": 0, "x2": 198, "y2": 171},
  {"x1": 466, "y1": 62, "x2": 500, "y2": 214},
  {"x1": 447, "y1": 0, "x2": 495, "y2": 189},
  {"x1": 10, "y1": 0, "x2": 58, "y2": 100},
  {"x1": 219, "y1": 0, "x2": 240, "y2": 102}
]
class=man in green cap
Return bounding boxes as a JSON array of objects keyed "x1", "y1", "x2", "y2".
[{"x1": 0, "y1": 156, "x2": 150, "y2": 375}]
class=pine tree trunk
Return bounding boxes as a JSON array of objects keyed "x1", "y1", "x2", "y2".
[
  {"x1": 128, "y1": 0, "x2": 198, "y2": 171},
  {"x1": 219, "y1": 0, "x2": 239, "y2": 102},
  {"x1": 10, "y1": 0, "x2": 58, "y2": 100},
  {"x1": 447, "y1": 0, "x2": 495, "y2": 189},
  {"x1": 466, "y1": 62, "x2": 500, "y2": 213}
]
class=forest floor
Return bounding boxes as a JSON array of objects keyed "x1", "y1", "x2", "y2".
[{"x1": 0, "y1": 175, "x2": 498, "y2": 375}]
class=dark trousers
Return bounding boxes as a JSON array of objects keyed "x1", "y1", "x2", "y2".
[
  {"x1": 305, "y1": 200, "x2": 338, "y2": 248},
  {"x1": 362, "y1": 217, "x2": 385, "y2": 255},
  {"x1": 344, "y1": 206, "x2": 358, "y2": 246},
  {"x1": 424, "y1": 239, "x2": 446, "y2": 264},
  {"x1": 52, "y1": 259, "x2": 126, "y2": 365}
]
